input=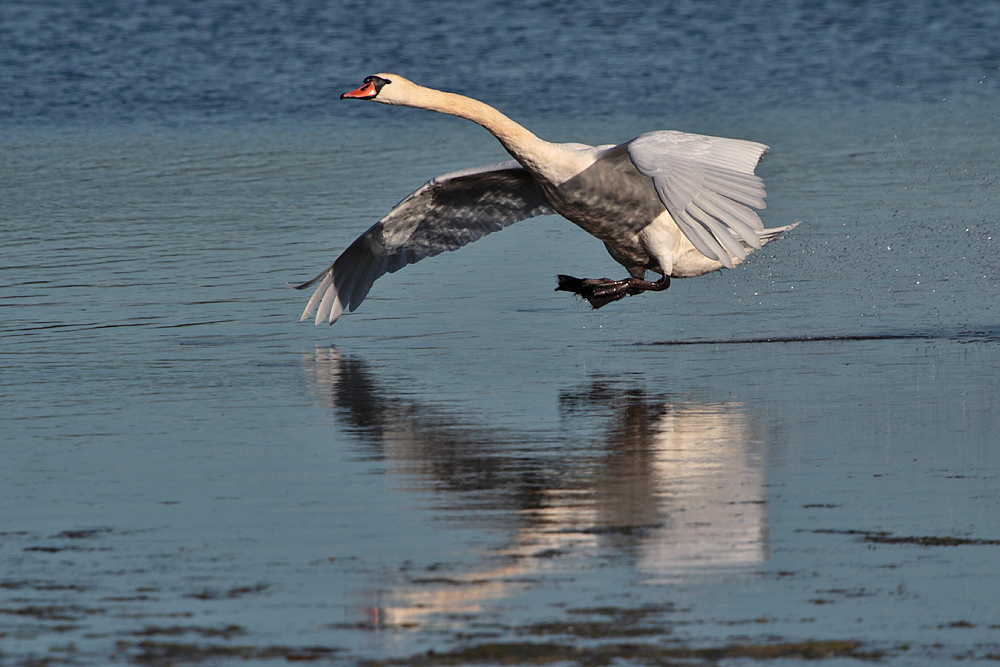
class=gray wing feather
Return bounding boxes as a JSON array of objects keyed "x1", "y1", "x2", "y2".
[
  {"x1": 626, "y1": 130, "x2": 769, "y2": 269},
  {"x1": 294, "y1": 160, "x2": 553, "y2": 324}
]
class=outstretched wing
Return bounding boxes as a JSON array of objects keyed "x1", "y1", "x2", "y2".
[
  {"x1": 294, "y1": 160, "x2": 554, "y2": 324},
  {"x1": 626, "y1": 130, "x2": 769, "y2": 269}
]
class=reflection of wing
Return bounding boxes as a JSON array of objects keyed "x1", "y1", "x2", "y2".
[
  {"x1": 626, "y1": 131, "x2": 768, "y2": 268},
  {"x1": 638, "y1": 404, "x2": 767, "y2": 581},
  {"x1": 294, "y1": 161, "x2": 553, "y2": 325}
]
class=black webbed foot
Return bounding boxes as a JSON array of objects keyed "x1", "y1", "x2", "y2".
[{"x1": 556, "y1": 274, "x2": 670, "y2": 309}]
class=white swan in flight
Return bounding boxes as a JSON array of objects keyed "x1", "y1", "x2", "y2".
[{"x1": 295, "y1": 74, "x2": 799, "y2": 324}]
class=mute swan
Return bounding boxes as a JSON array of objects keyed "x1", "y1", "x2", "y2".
[{"x1": 295, "y1": 74, "x2": 798, "y2": 324}]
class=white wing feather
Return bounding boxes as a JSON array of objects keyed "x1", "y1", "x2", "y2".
[
  {"x1": 626, "y1": 131, "x2": 769, "y2": 269},
  {"x1": 294, "y1": 160, "x2": 553, "y2": 324}
]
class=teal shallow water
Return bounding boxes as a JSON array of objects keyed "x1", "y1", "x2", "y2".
[
  {"x1": 3, "y1": 95, "x2": 1000, "y2": 664},
  {"x1": 7, "y1": 1, "x2": 1000, "y2": 663}
]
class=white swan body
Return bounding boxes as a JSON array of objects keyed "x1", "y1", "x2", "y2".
[{"x1": 295, "y1": 74, "x2": 798, "y2": 324}]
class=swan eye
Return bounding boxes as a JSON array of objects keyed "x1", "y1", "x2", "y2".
[{"x1": 362, "y1": 76, "x2": 391, "y2": 93}]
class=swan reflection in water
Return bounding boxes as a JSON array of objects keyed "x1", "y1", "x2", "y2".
[{"x1": 303, "y1": 347, "x2": 768, "y2": 626}]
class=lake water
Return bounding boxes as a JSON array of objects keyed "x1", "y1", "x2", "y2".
[{"x1": 2, "y1": 2, "x2": 1000, "y2": 665}]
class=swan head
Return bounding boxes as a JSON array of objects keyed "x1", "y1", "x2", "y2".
[{"x1": 340, "y1": 73, "x2": 417, "y2": 105}]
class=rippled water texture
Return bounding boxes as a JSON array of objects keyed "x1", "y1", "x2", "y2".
[
  {"x1": 3, "y1": 0, "x2": 999, "y2": 124},
  {"x1": 2, "y1": 1, "x2": 1000, "y2": 665}
]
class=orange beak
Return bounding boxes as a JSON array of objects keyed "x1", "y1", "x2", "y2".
[{"x1": 341, "y1": 81, "x2": 378, "y2": 100}]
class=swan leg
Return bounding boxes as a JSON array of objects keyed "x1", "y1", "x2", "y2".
[{"x1": 556, "y1": 274, "x2": 670, "y2": 309}]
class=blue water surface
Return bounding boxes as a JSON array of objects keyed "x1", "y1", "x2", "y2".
[
  {"x1": 2, "y1": 0, "x2": 998, "y2": 125},
  {"x1": 2, "y1": 2, "x2": 1000, "y2": 666}
]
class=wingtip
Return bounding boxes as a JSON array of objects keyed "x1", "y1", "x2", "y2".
[
  {"x1": 314, "y1": 291, "x2": 345, "y2": 326},
  {"x1": 315, "y1": 302, "x2": 343, "y2": 326},
  {"x1": 298, "y1": 272, "x2": 333, "y2": 324}
]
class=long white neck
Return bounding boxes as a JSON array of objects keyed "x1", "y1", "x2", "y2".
[{"x1": 391, "y1": 85, "x2": 570, "y2": 180}]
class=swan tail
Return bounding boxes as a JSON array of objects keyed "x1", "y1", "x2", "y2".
[{"x1": 757, "y1": 221, "x2": 802, "y2": 245}]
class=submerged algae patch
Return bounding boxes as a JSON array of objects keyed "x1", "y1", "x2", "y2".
[
  {"x1": 118, "y1": 640, "x2": 342, "y2": 664},
  {"x1": 129, "y1": 624, "x2": 246, "y2": 639},
  {"x1": 812, "y1": 529, "x2": 1000, "y2": 546},
  {"x1": 520, "y1": 620, "x2": 667, "y2": 639},
  {"x1": 361, "y1": 639, "x2": 878, "y2": 666}
]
